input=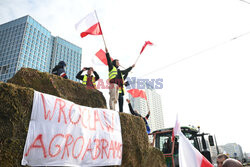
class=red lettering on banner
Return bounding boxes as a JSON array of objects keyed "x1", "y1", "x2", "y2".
[
  {"x1": 25, "y1": 134, "x2": 47, "y2": 158},
  {"x1": 91, "y1": 110, "x2": 104, "y2": 131},
  {"x1": 61, "y1": 134, "x2": 74, "y2": 159},
  {"x1": 72, "y1": 136, "x2": 84, "y2": 159},
  {"x1": 108, "y1": 140, "x2": 116, "y2": 158},
  {"x1": 49, "y1": 133, "x2": 64, "y2": 157},
  {"x1": 40, "y1": 93, "x2": 117, "y2": 134},
  {"x1": 101, "y1": 139, "x2": 109, "y2": 159},
  {"x1": 41, "y1": 94, "x2": 55, "y2": 120},
  {"x1": 87, "y1": 109, "x2": 94, "y2": 131},
  {"x1": 57, "y1": 99, "x2": 67, "y2": 124},
  {"x1": 103, "y1": 111, "x2": 114, "y2": 133},
  {"x1": 69, "y1": 104, "x2": 81, "y2": 125},
  {"x1": 114, "y1": 141, "x2": 122, "y2": 159},
  {"x1": 81, "y1": 138, "x2": 92, "y2": 160},
  {"x1": 80, "y1": 107, "x2": 88, "y2": 128},
  {"x1": 92, "y1": 139, "x2": 101, "y2": 160},
  {"x1": 24, "y1": 133, "x2": 122, "y2": 162}
]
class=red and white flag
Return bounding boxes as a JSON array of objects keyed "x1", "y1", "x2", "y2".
[
  {"x1": 95, "y1": 49, "x2": 113, "y2": 66},
  {"x1": 172, "y1": 114, "x2": 180, "y2": 142},
  {"x1": 75, "y1": 11, "x2": 102, "y2": 38},
  {"x1": 140, "y1": 41, "x2": 153, "y2": 54},
  {"x1": 174, "y1": 118, "x2": 213, "y2": 167},
  {"x1": 127, "y1": 89, "x2": 147, "y2": 100}
]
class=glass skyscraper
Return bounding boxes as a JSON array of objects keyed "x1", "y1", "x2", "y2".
[
  {"x1": 50, "y1": 37, "x2": 82, "y2": 81},
  {"x1": 0, "y1": 15, "x2": 82, "y2": 82},
  {"x1": 129, "y1": 83, "x2": 164, "y2": 133}
]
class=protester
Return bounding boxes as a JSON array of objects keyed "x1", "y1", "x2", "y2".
[
  {"x1": 222, "y1": 158, "x2": 243, "y2": 167},
  {"x1": 173, "y1": 137, "x2": 179, "y2": 154},
  {"x1": 106, "y1": 48, "x2": 135, "y2": 112},
  {"x1": 126, "y1": 99, "x2": 150, "y2": 133},
  {"x1": 76, "y1": 67, "x2": 99, "y2": 89},
  {"x1": 162, "y1": 137, "x2": 172, "y2": 154},
  {"x1": 162, "y1": 137, "x2": 172, "y2": 167},
  {"x1": 216, "y1": 154, "x2": 229, "y2": 167},
  {"x1": 52, "y1": 61, "x2": 68, "y2": 79}
]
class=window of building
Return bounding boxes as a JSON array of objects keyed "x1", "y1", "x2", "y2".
[{"x1": 1, "y1": 65, "x2": 9, "y2": 74}]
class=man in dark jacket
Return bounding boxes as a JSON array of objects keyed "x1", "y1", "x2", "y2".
[
  {"x1": 162, "y1": 137, "x2": 172, "y2": 154},
  {"x1": 52, "y1": 61, "x2": 68, "y2": 79},
  {"x1": 76, "y1": 67, "x2": 99, "y2": 89},
  {"x1": 126, "y1": 99, "x2": 151, "y2": 134},
  {"x1": 105, "y1": 48, "x2": 135, "y2": 112}
]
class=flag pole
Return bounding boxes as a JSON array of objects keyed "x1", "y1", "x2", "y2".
[
  {"x1": 94, "y1": 10, "x2": 108, "y2": 49},
  {"x1": 135, "y1": 41, "x2": 153, "y2": 65},
  {"x1": 134, "y1": 53, "x2": 141, "y2": 65},
  {"x1": 143, "y1": 83, "x2": 150, "y2": 112},
  {"x1": 94, "y1": 10, "x2": 127, "y2": 70},
  {"x1": 146, "y1": 98, "x2": 150, "y2": 113}
]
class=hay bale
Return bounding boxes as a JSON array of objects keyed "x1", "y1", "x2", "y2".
[
  {"x1": 7, "y1": 68, "x2": 106, "y2": 108},
  {"x1": 119, "y1": 113, "x2": 166, "y2": 167},
  {"x1": 0, "y1": 82, "x2": 33, "y2": 166},
  {"x1": 119, "y1": 113, "x2": 149, "y2": 166},
  {"x1": 0, "y1": 68, "x2": 165, "y2": 167}
]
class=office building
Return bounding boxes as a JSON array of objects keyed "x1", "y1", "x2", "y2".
[
  {"x1": 219, "y1": 143, "x2": 244, "y2": 161},
  {"x1": 0, "y1": 15, "x2": 81, "y2": 82},
  {"x1": 50, "y1": 36, "x2": 81, "y2": 81},
  {"x1": 129, "y1": 83, "x2": 164, "y2": 132}
]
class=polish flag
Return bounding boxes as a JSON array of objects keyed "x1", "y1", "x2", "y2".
[
  {"x1": 174, "y1": 118, "x2": 213, "y2": 167},
  {"x1": 127, "y1": 89, "x2": 147, "y2": 100},
  {"x1": 95, "y1": 49, "x2": 113, "y2": 66},
  {"x1": 75, "y1": 11, "x2": 102, "y2": 38},
  {"x1": 140, "y1": 41, "x2": 153, "y2": 54}
]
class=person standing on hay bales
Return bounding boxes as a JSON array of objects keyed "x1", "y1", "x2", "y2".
[
  {"x1": 52, "y1": 61, "x2": 68, "y2": 79},
  {"x1": 126, "y1": 99, "x2": 151, "y2": 134},
  {"x1": 76, "y1": 67, "x2": 99, "y2": 89},
  {"x1": 105, "y1": 47, "x2": 135, "y2": 112}
]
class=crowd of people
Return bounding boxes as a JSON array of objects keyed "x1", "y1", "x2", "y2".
[
  {"x1": 52, "y1": 48, "x2": 135, "y2": 112},
  {"x1": 51, "y1": 51, "x2": 244, "y2": 167},
  {"x1": 51, "y1": 48, "x2": 150, "y2": 133}
]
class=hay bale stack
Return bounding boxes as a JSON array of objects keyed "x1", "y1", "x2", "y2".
[
  {"x1": 119, "y1": 113, "x2": 166, "y2": 167},
  {"x1": 0, "y1": 68, "x2": 165, "y2": 167},
  {"x1": 7, "y1": 68, "x2": 106, "y2": 108},
  {"x1": 0, "y1": 82, "x2": 33, "y2": 166}
]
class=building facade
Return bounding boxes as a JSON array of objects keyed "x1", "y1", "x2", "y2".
[
  {"x1": 219, "y1": 143, "x2": 244, "y2": 162},
  {"x1": 0, "y1": 15, "x2": 81, "y2": 82},
  {"x1": 129, "y1": 83, "x2": 164, "y2": 133},
  {"x1": 50, "y1": 36, "x2": 82, "y2": 81}
]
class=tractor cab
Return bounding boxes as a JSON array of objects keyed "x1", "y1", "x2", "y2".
[{"x1": 150, "y1": 126, "x2": 215, "y2": 167}]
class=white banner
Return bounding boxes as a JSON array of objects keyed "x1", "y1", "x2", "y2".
[{"x1": 21, "y1": 91, "x2": 122, "y2": 166}]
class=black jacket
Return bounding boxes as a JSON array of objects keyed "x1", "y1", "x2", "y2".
[
  {"x1": 76, "y1": 70, "x2": 99, "y2": 88},
  {"x1": 128, "y1": 103, "x2": 150, "y2": 125},
  {"x1": 106, "y1": 52, "x2": 133, "y2": 92},
  {"x1": 76, "y1": 70, "x2": 99, "y2": 81},
  {"x1": 52, "y1": 64, "x2": 68, "y2": 79}
]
